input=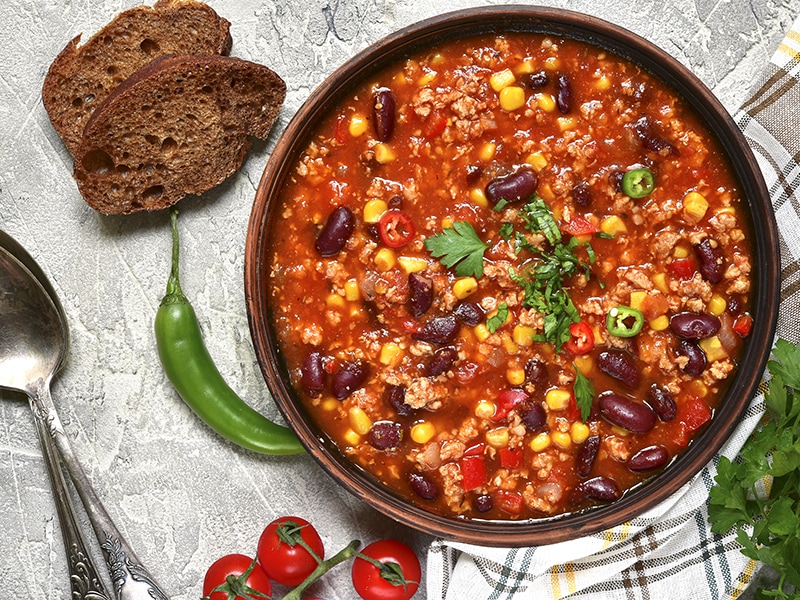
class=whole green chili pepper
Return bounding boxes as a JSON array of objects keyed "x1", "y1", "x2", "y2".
[
  {"x1": 606, "y1": 305, "x2": 645, "y2": 338},
  {"x1": 155, "y1": 209, "x2": 304, "y2": 455}
]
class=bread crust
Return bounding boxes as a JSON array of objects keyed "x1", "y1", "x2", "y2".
[
  {"x1": 42, "y1": 0, "x2": 232, "y2": 155},
  {"x1": 73, "y1": 55, "x2": 286, "y2": 214}
]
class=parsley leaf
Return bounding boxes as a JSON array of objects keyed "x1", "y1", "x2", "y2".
[
  {"x1": 520, "y1": 196, "x2": 561, "y2": 245},
  {"x1": 708, "y1": 339, "x2": 800, "y2": 599},
  {"x1": 573, "y1": 366, "x2": 594, "y2": 422},
  {"x1": 487, "y1": 302, "x2": 509, "y2": 333},
  {"x1": 424, "y1": 221, "x2": 490, "y2": 278}
]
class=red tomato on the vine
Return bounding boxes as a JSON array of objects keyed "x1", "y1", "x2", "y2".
[
  {"x1": 257, "y1": 516, "x2": 325, "y2": 587},
  {"x1": 203, "y1": 554, "x2": 271, "y2": 600},
  {"x1": 351, "y1": 540, "x2": 421, "y2": 600}
]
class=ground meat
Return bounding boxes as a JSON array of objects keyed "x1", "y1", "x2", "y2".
[
  {"x1": 404, "y1": 377, "x2": 448, "y2": 410},
  {"x1": 603, "y1": 435, "x2": 633, "y2": 462},
  {"x1": 439, "y1": 462, "x2": 465, "y2": 511}
]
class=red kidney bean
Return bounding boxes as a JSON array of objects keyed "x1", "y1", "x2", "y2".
[
  {"x1": 727, "y1": 296, "x2": 743, "y2": 316},
  {"x1": 669, "y1": 312, "x2": 721, "y2": 340},
  {"x1": 573, "y1": 476, "x2": 620, "y2": 503},
  {"x1": 300, "y1": 351, "x2": 325, "y2": 397},
  {"x1": 427, "y1": 347, "x2": 458, "y2": 377},
  {"x1": 407, "y1": 273, "x2": 433, "y2": 317},
  {"x1": 556, "y1": 74, "x2": 571, "y2": 113},
  {"x1": 695, "y1": 237, "x2": 724, "y2": 283},
  {"x1": 524, "y1": 358, "x2": 547, "y2": 386},
  {"x1": 609, "y1": 170, "x2": 624, "y2": 192},
  {"x1": 454, "y1": 301, "x2": 483, "y2": 326},
  {"x1": 677, "y1": 339, "x2": 707, "y2": 375},
  {"x1": 520, "y1": 402, "x2": 547, "y2": 432},
  {"x1": 331, "y1": 359, "x2": 369, "y2": 399},
  {"x1": 465, "y1": 164, "x2": 483, "y2": 185},
  {"x1": 572, "y1": 181, "x2": 591, "y2": 208},
  {"x1": 315, "y1": 206, "x2": 355, "y2": 256},
  {"x1": 575, "y1": 435, "x2": 600, "y2": 478},
  {"x1": 368, "y1": 420, "x2": 403, "y2": 450},
  {"x1": 373, "y1": 88, "x2": 395, "y2": 142},
  {"x1": 485, "y1": 167, "x2": 538, "y2": 205},
  {"x1": 412, "y1": 315, "x2": 459, "y2": 345},
  {"x1": 522, "y1": 70, "x2": 548, "y2": 89},
  {"x1": 598, "y1": 392, "x2": 656, "y2": 433},
  {"x1": 627, "y1": 445, "x2": 670, "y2": 472},
  {"x1": 646, "y1": 384, "x2": 677, "y2": 421},
  {"x1": 597, "y1": 350, "x2": 640, "y2": 388},
  {"x1": 633, "y1": 116, "x2": 679, "y2": 156},
  {"x1": 409, "y1": 472, "x2": 438, "y2": 501},
  {"x1": 384, "y1": 384, "x2": 414, "y2": 417},
  {"x1": 473, "y1": 493, "x2": 494, "y2": 513}
]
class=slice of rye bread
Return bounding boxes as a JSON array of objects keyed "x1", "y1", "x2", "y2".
[
  {"x1": 73, "y1": 54, "x2": 286, "y2": 214},
  {"x1": 42, "y1": 0, "x2": 232, "y2": 156}
]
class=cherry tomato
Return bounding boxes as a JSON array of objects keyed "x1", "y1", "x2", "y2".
[
  {"x1": 378, "y1": 210, "x2": 416, "y2": 248},
  {"x1": 203, "y1": 554, "x2": 272, "y2": 600},
  {"x1": 257, "y1": 516, "x2": 325, "y2": 587},
  {"x1": 564, "y1": 320, "x2": 594, "y2": 355},
  {"x1": 352, "y1": 540, "x2": 421, "y2": 600}
]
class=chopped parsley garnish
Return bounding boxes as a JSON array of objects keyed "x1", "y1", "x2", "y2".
[
  {"x1": 486, "y1": 302, "x2": 509, "y2": 333},
  {"x1": 573, "y1": 366, "x2": 594, "y2": 422},
  {"x1": 424, "y1": 221, "x2": 490, "y2": 278},
  {"x1": 498, "y1": 222, "x2": 514, "y2": 241},
  {"x1": 520, "y1": 196, "x2": 561, "y2": 245}
]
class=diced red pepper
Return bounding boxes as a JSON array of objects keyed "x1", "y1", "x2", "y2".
[
  {"x1": 565, "y1": 393, "x2": 582, "y2": 422},
  {"x1": 667, "y1": 256, "x2": 699, "y2": 280},
  {"x1": 564, "y1": 320, "x2": 594, "y2": 355},
  {"x1": 334, "y1": 114, "x2": 349, "y2": 144},
  {"x1": 732, "y1": 314, "x2": 753, "y2": 338},
  {"x1": 562, "y1": 214, "x2": 599, "y2": 237},
  {"x1": 499, "y1": 447, "x2": 523, "y2": 469},
  {"x1": 682, "y1": 396, "x2": 712, "y2": 432},
  {"x1": 494, "y1": 490, "x2": 524, "y2": 515},
  {"x1": 492, "y1": 389, "x2": 528, "y2": 422},
  {"x1": 460, "y1": 456, "x2": 487, "y2": 491},
  {"x1": 422, "y1": 109, "x2": 447, "y2": 139}
]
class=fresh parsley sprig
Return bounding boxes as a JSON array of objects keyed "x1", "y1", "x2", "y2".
[
  {"x1": 573, "y1": 366, "x2": 594, "y2": 422},
  {"x1": 708, "y1": 338, "x2": 800, "y2": 599},
  {"x1": 424, "y1": 221, "x2": 490, "y2": 278}
]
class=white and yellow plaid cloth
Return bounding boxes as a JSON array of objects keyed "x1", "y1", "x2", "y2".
[{"x1": 427, "y1": 15, "x2": 800, "y2": 600}]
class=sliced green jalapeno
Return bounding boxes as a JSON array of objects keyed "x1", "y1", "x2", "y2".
[
  {"x1": 606, "y1": 305, "x2": 645, "y2": 338},
  {"x1": 621, "y1": 168, "x2": 655, "y2": 198}
]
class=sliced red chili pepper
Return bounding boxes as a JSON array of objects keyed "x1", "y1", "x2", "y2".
[
  {"x1": 492, "y1": 389, "x2": 528, "y2": 422},
  {"x1": 334, "y1": 114, "x2": 349, "y2": 144},
  {"x1": 460, "y1": 456, "x2": 487, "y2": 491},
  {"x1": 499, "y1": 447, "x2": 523, "y2": 469},
  {"x1": 494, "y1": 490, "x2": 524, "y2": 515},
  {"x1": 732, "y1": 314, "x2": 753, "y2": 338},
  {"x1": 562, "y1": 214, "x2": 599, "y2": 237},
  {"x1": 564, "y1": 320, "x2": 594, "y2": 355},
  {"x1": 667, "y1": 256, "x2": 698, "y2": 280},
  {"x1": 378, "y1": 210, "x2": 416, "y2": 248}
]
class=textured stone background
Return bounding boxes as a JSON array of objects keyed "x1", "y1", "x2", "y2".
[{"x1": 0, "y1": 0, "x2": 797, "y2": 598}]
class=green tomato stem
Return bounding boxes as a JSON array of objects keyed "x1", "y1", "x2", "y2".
[{"x1": 282, "y1": 540, "x2": 361, "y2": 600}]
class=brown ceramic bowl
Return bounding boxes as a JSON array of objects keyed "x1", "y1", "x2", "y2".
[{"x1": 245, "y1": 6, "x2": 779, "y2": 545}]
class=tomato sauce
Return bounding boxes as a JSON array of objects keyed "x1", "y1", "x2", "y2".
[{"x1": 267, "y1": 33, "x2": 753, "y2": 520}]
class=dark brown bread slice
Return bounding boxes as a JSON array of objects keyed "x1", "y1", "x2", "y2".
[
  {"x1": 73, "y1": 54, "x2": 286, "y2": 214},
  {"x1": 42, "y1": 0, "x2": 232, "y2": 155}
]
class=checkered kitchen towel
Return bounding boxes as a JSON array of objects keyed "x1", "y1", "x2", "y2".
[{"x1": 427, "y1": 16, "x2": 800, "y2": 600}]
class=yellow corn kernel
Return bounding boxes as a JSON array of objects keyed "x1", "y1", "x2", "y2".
[
  {"x1": 430, "y1": 53, "x2": 445, "y2": 65},
  {"x1": 595, "y1": 74, "x2": 611, "y2": 90},
  {"x1": 557, "y1": 116, "x2": 577, "y2": 131},
  {"x1": 344, "y1": 279, "x2": 360, "y2": 301},
  {"x1": 343, "y1": 429, "x2": 361, "y2": 446},
  {"x1": 374, "y1": 280, "x2": 388, "y2": 295},
  {"x1": 486, "y1": 427, "x2": 510, "y2": 448},
  {"x1": 673, "y1": 246, "x2": 690, "y2": 259},
  {"x1": 652, "y1": 272, "x2": 669, "y2": 294},
  {"x1": 552, "y1": 431, "x2": 572, "y2": 449},
  {"x1": 499, "y1": 86, "x2": 526, "y2": 111},
  {"x1": 689, "y1": 379, "x2": 709, "y2": 398},
  {"x1": 699, "y1": 335, "x2": 729, "y2": 362},
  {"x1": 545, "y1": 388, "x2": 572, "y2": 411},
  {"x1": 325, "y1": 293, "x2": 345, "y2": 308},
  {"x1": 321, "y1": 398, "x2": 339, "y2": 412},
  {"x1": 410, "y1": 421, "x2": 436, "y2": 444},
  {"x1": 379, "y1": 342, "x2": 403, "y2": 366},
  {"x1": 417, "y1": 70, "x2": 437, "y2": 86},
  {"x1": 441, "y1": 217, "x2": 454, "y2": 229},
  {"x1": 571, "y1": 422, "x2": 591, "y2": 444},
  {"x1": 512, "y1": 324, "x2": 536, "y2": 346},
  {"x1": 348, "y1": 406, "x2": 372, "y2": 436},
  {"x1": 530, "y1": 432, "x2": 552, "y2": 452},
  {"x1": 517, "y1": 58, "x2": 536, "y2": 74},
  {"x1": 475, "y1": 399, "x2": 496, "y2": 419},
  {"x1": 573, "y1": 355, "x2": 593, "y2": 376},
  {"x1": 525, "y1": 151, "x2": 548, "y2": 172},
  {"x1": 708, "y1": 294, "x2": 727, "y2": 316},
  {"x1": 503, "y1": 338, "x2": 520, "y2": 356},
  {"x1": 683, "y1": 191, "x2": 709, "y2": 222},
  {"x1": 349, "y1": 114, "x2": 368, "y2": 137},
  {"x1": 478, "y1": 141, "x2": 497, "y2": 162},
  {"x1": 363, "y1": 199, "x2": 388, "y2": 223},
  {"x1": 535, "y1": 93, "x2": 556, "y2": 112},
  {"x1": 538, "y1": 183, "x2": 556, "y2": 202},
  {"x1": 374, "y1": 143, "x2": 396, "y2": 164},
  {"x1": 649, "y1": 315, "x2": 670, "y2": 331},
  {"x1": 507, "y1": 368, "x2": 526, "y2": 386},
  {"x1": 374, "y1": 248, "x2": 396, "y2": 271},
  {"x1": 397, "y1": 256, "x2": 427, "y2": 274},
  {"x1": 629, "y1": 290, "x2": 647, "y2": 312},
  {"x1": 453, "y1": 277, "x2": 478, "y2": 299},
  {"x1": 611, "y1": 426, "x2": 630, "y2": 437},
  {"x1": 490, "y1": 68, "x2": 516, "y2": 91},
  {"x1": 600, "y1": 215, "x2": 628, "y2": 236},
  {"x1": 349, "y1": 306, "x2": 363, "y2": 318},
  {"x1": 544, "y1": 56, "x2": 561, "y2": 70},
  {"x1": 469, "y1": 187, "x2": 489, "y2": 208},
  {"x1": 474, "y1": 323, "x2": 490, "y2": 342}
]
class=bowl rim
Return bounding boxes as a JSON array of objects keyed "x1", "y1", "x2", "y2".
[{"x1": 245, "y1": 5, "x2": 780, "y2": 546}]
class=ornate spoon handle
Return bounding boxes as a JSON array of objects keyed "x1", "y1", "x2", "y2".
[
  {"x1": 33, "y1": 411, "x2": 111, "y2": 600},
  {"x1": 32, "y1": 383, "x2": 169, "y2": 600}
]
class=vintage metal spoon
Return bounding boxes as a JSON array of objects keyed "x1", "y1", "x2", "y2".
[{"x1": 0, "y1": 236, "x2": 169, "y2": 600}]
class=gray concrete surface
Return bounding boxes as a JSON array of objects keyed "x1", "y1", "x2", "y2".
[{"x1": 0, "y1": 0, "x2": 796, "y2": 598}]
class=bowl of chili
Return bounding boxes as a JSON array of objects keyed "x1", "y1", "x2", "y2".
[{"x1": 245, "y1": 6, "x2": 779, "y2": 545}]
